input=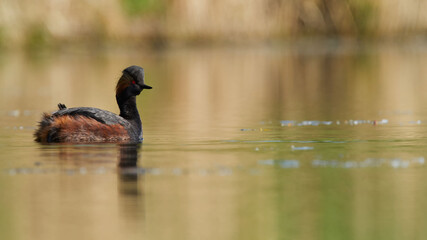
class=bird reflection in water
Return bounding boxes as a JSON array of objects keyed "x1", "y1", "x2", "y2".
[
  {"x1": 46, "y1": 143, "x2": 145, "y2": 222},
  {"x1": 118, "y1": 143, "x2": 140, "y2": 168},
  {"x1": 117, "y1": 143, "x2": 143, "y2": 196},
  {"x1": 117, "y1": 143, "x2": 145, "y2": 222},
  {"x1": 38, "y1": 143, "x2": 144, "y2": 197}
]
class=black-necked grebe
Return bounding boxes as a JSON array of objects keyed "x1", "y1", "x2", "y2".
[{"x1": 34, "y1": 65, "x2": 152, "y2": 143}]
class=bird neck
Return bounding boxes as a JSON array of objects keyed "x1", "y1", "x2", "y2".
[{"x1": 116, "y1": 96, "x2": 141, "y2": 130}]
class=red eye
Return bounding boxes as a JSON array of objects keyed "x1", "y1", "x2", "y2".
[{"x1": 132, "y1": 80, "x2": 136, "y2": 84}]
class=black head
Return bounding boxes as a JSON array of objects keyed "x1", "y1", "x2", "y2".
[
  {"x1": 116, "y1": 66, "x2": 152, "y2": 98},
  {"x1": 123, "y1": 66, "x2": 152, "y2": 90}
]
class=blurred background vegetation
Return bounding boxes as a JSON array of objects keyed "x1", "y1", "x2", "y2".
[{"x1": 1, "y1": 0, "x2": 426, "y2": 51}]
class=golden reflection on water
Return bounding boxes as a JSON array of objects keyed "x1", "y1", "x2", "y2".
[
  {"x1": 2, "y1": 45, "x2": 427, "y2": 240},
  {"x1": 2, "y1": 46, "x2": 427, "y2": 127}
]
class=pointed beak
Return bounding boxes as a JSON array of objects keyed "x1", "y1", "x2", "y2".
[{"x1": 143, "y1": 84, "x2": 152, "y2": 89}]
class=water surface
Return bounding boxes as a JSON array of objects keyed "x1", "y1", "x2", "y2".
[{"x1": 1, "y1": 44, "x2": 427, "y2": 240}]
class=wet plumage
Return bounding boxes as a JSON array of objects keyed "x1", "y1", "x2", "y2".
[{"x1": 34, "y1": 65, "x2": 152, "y2": 143}]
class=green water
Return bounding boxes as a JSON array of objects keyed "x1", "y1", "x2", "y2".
[{"x1": 1, "y1": 44, "x2": 427, "y2": 240}]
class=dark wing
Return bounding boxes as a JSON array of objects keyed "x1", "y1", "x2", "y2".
[{"x1": 52, "y1": 107, "x2": 131, "y2": 128}]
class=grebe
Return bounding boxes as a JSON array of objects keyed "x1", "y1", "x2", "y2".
[{"x1": 34, "y1": 65, "x2": 152, "y2": 143}]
